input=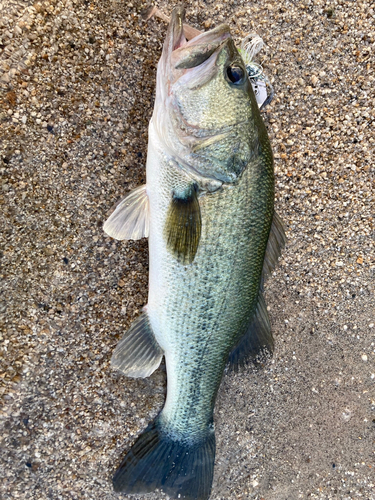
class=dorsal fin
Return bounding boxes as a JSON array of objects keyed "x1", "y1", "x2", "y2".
[
  {"x1": 228, "y1": 292, "x2": 273, "y2": 369},
  {"x1": 261, "y1": 211, "x2": 286, "y2": 288},
  {"x1": 103, "y1": 185, "x2": 149, "y2": 241},
  {"x1": 228, "y1": 212, "x2": 286, "y2": 369}
]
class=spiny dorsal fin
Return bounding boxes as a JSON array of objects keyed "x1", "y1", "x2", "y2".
[
  {"x1": 261, "y1": 211, "x2": 286, "y2": 288},
  {"x1": 164, "y1": 183, "x2": 202, "y2": 265},
  {"x1": 103, "y1": 185, "x2": 149, "y2": 241},
  {"x1": 228, "y1": 292, "x2": 273, "y2": 369},
  {"x1": 111, "y1": 310, "x2": 163, "y2": 378}
]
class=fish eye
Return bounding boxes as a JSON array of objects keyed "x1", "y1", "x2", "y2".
[{"x1": 226, "y1": 64, "x2": 246, "y2": 85}]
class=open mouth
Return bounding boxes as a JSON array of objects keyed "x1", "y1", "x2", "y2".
[{"x1": 166, "y1": 6, "x2": 231, "y2": 70}]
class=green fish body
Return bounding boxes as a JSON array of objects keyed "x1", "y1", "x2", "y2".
[{"x1": 103, "y1": 6, "x2": 285, "y2": 500}]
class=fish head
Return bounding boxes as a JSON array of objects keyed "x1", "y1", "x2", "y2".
[{"x1": 153, "y1": 6, "x2": 264, "y2": 184}]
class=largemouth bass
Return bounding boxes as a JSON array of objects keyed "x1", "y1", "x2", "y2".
[{"x1": 104, "y1": 6, "x2": 285, "y2": 500}]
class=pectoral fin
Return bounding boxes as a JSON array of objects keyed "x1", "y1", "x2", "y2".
[
  {"x1": 103, "y1": 185, "x2": 149, "y2": 241},
  {"x1": 164, "y1": 184, "x2": 202, "y2": 265}
]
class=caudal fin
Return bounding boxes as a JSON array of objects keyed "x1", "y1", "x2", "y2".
[{"x1": 113, "y1": 418, "x2": 215, "y2": 500}]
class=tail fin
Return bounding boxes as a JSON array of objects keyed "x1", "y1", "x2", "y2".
[{"x1": 113, "y1": 418, "x2": 215, "y2": 500}]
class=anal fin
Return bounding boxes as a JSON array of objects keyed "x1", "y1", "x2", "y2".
[
  {"x1": 111, "y1": 310, "x2": 163, "y2": 378},
  {"x1": 103, "y1": 185, "x2": 149, "y2": 241},
  {"x1": 164, "y1": 183, "x2": 202, "y2": 265},
  {"x1": 228, "y1": 292, "x2": 273, "y2": 369}
]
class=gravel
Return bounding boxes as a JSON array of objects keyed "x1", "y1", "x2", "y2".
[{"x1": 1, "y1": 1, "x2": 374, "y2": 499}]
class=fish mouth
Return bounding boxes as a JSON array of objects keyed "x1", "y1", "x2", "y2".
[
  {"x1": 163, "y1": 6, "x2": 231, "y2": 71},
  {"x1": 155, "y1": 6, "x2": 249, "y2": 174},
  {"x1": 160, "y1": 8, "x2": 243, "y2": 141}
]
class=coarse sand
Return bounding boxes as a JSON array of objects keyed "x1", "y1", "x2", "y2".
[{"x1": 0, "y1": 1, "x2": 374, "y2": 499}]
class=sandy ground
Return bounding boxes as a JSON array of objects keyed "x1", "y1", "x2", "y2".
[{"x1": 1, "y1": 0, "x2": 374, "y2": 499}]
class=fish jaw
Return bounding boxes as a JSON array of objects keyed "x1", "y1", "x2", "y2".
[
  {"x1": 155, "y1": 7, "x2": 232, "y2": 127},
  {"x1": 156, "y1": 7, "x2": 233, "y2": 120},
  {"x1": 158, "y1": 5, "x2": 231, "y2": 86}
]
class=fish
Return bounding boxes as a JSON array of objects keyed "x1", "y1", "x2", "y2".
[{"x1": 103, "y1": 5, "x2": 286, "y2": 500}]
